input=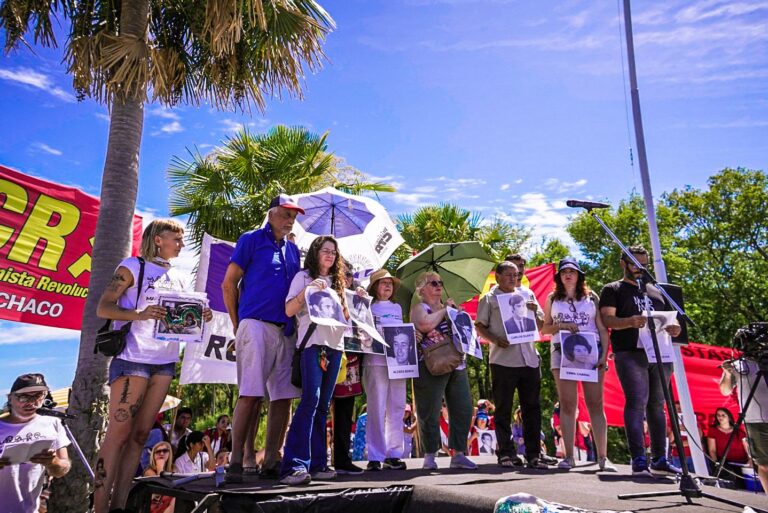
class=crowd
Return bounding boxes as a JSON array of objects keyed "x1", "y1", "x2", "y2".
[{"x1": 2, "y1": 193, "x2": 767, "y2": 512}]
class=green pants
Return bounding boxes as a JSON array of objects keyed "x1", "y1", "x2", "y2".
[{"x1": 413, "y1": 362, "x2": 473, "y2": 454}]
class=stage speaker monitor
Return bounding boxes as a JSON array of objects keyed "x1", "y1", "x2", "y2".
[{"x1": 657, "y1": 283, "x2": 688, "y2": 344}]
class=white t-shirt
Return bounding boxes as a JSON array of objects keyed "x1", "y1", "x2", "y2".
[
  {"x1": 366, "y1": 300, "x2": 403, "y2": 367},
  {"x1": 173, "y1": 451, "x2": 209, "y2": 474},
  {"x1": 550, "y1": 295, "x2": 599, "y2": 344},
  {"x1": 113, "y1": 257, "x2": 188, "y2": 364},
  {"x1": 287, "y1": 270, "x2": 346, "y2": 351},
  {"x1": 734, "y1": 359, "x2": 768, "y2": 424},
  {"x1": 0, "y1": 415, "x2": 70, "y2": 513}
]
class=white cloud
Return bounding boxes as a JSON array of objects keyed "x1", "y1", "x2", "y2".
[
  {"x1": 676, "y1": 1, "x2": 768, "y2": 23},
  {"x1": 0, "y1": 67, "x2": 74, "y2": 102},
  {"x1": 542, "y1": 178, "x2": 587, "y2": 193},
  {"x1": 500, "y1": 184, "x2": 510, "y2": 191},
  {"x1": 135, "y1": 208, "x2": 197, "y2": 278},
  {"x1": 220, "y1": 119, "x2": 246, "y2": 133},
  {"x1": 149, "y1": 107, "x2": 180, "y2": 120},
  {"x1": 160, "y1": 121, "x2": 184, "y2": 134},
  {"x1": 389, "y1": 192, "x2": 435, "y2": 207},
  {"x1": 94, "y1": 112, "x2": 111, "y2": 122},
  {"x1": 0, "y1": 324, "x2": 79, "y2": 346},
  {"x1": 6, "y1": 357, "x2": 58, "y2": 367},
  {"x1": 30, "y1": 142, "x2": 63, "y2": 156},
  {"x1": 495, "y1": 192, "x2": 577, "y2": 251}
]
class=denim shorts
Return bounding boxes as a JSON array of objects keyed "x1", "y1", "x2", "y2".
[{"x1": 108, "y1": 358, "x2": 176, "y2": 385}]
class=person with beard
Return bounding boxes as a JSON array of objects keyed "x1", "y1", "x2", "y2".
[
  {"x1": 599, "y1": 245, "x2": 681, "y2": 477},
  {"x1": 0, "y1": 374, "x2": 71, "y2": 513}
]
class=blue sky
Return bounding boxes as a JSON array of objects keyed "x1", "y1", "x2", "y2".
[{"x1": 1, "y1": 0, "x2": 766, "y2": 391}]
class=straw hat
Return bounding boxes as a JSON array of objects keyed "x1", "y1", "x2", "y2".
[{"x1": 367, "y1": 269, "x2": 401, "y2": 296}]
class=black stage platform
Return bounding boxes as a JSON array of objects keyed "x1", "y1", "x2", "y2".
[{"x1": 126, "y1": 456, "x2": 768, "y2": 513}]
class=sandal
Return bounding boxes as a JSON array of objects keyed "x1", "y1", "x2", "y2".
[{"x1": 498, "y1": 456, "x2": 515, "y2": 468}]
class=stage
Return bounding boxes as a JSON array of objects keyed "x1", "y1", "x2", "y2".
[{"x1": 126, "y1": 456, "x2": 768, "y2": 513}]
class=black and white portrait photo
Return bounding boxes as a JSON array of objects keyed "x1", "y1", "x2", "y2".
[
  {"x1": 497, "y1": 291, "x2": 537, "y2": 344},
  {"x1": 638, "y1": 310, "x2": 677, "y2": 363},
  {"x1": 477, "y1": 429, "x2": 497, "y2": 455},
  {"x1": 559, "y1": 331, "x2": 598, "y2": 383},
  {"x1": 343, "y1": 290, "x2": 386, "y2": 353},
  {"x1": 448, "y1": 308, "x2": 483, "y2": 359},
  {"x1": 383, "y1": 324, "x2": 419, "y2": 379},
  {"x1": 306, "y1": 287, "x2": 348, "y2": 327}
]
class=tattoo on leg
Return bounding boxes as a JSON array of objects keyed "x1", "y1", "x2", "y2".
[
  {"x1": 119, "y1": 378, "x2": 130, "y2": 404},
  {"x1": 95, "y1": 458, "x2": 107, "y2": 487},
  {"x1": 114, "y1": 408, "x2": 129, "y2": 422},
  {"x1": 129, "y1": 393, "x2": 144, "y2": 418}
]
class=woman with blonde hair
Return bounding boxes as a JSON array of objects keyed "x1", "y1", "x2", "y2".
[
  {"x1": 143, "y1": 441, "x2": 175, "y2": 512},
  {"x1": 93, "y1": 219, "x2": 212, "y2": 513},
  {"x1": 410, "y1": 271, "x2": 476, "y2": 471}
]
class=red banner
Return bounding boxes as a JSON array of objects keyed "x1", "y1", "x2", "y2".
[
  {"x1": 0, "y1": 165, "x2": 142, "y2": 330},
  {"x1": 588, "y1": 342, "x2": 742, "y2": 427}
]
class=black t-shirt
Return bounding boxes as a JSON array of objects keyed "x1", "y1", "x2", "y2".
[{"x1": 599, "y1": 280, "x2": 668, "y2": 352}]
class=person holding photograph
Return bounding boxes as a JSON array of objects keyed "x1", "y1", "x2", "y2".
[
  {"x1": 475, "y1": 261, "x2": 547, "y2": 470},
  {"x1": 0, "y1": 374, "x2": 71, "y2": 513},
  {"x1": 221, "y1": 195, "x2": 304, "y2": 482},
  {"x1": 504, "y1": 293, "x2": 537, "y2": 334},
  {"x1": 309, "y1": 290, "x2": 344, "y2": 321},
  {"x1": 599, "y1": 245, "x2": 682, "y2": 477},
  {"x1": 411, "y1": 272, "x2": 477, "y2": 470},
  {"x1": 364, "y1": 269, "x2": 408, "y2": 471},
  {"x1": 281, "y1": 236, "x2": 350, "y2": 485},
  {"x1": 541, "y1": 257, "x2": 614, "y2": 472},
  {"x1": 93, "y1": 219, "x2": 212, "y2": 512},
  {"x1": 505, "y1": 253, "x2": 545, "y2": 330}
]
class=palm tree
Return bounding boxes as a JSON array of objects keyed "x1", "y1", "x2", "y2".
[
  {"x1": 1, "y1": 2, "x2": 334, "y2": 510},
  {"x1": 390, "y1": 203, "x2": 530, "y2": 271},
  {"x1": 168, "y1": 125, "x2": 396, "y2": 249}
]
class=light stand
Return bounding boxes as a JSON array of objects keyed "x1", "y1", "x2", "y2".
[
  {"x1": 583, "y1": 207, "x2": 764, "y2": 512},
  {"x1": 36, "y1": 408, "x2": 95, "y2": 481}
]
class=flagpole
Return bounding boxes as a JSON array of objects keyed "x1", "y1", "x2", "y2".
[{"x1": 622, "y1": 0, "x2": 706, "y2": 476}]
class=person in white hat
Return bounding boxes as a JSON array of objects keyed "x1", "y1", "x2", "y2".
[
  {"x1": 364, "y1": 269, "x2": 408, "y2": 471},
  {"x1": 0, "y1": 373, "x2": 71, "y2": 513}
]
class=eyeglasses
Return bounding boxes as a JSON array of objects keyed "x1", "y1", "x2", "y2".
[
  {"x1": 345, "y1": 272, "x2": 354, "y2": 278},
  {"x1": 319, "y1": 249, "x2": 338, "y2": 256},
  {"x1": 155, "y1": 448, "x2": 170, "y2": 455},
  {"x1": 428, "y1": 280, "x2": 443, "y2": 288},
  {"x1": 14, "y1": 392, "x2": 45, "y2": 403}
]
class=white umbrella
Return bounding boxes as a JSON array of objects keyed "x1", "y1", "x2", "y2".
[{"x1": 269, "y1": 187, "x2": 404, "y2": 273}]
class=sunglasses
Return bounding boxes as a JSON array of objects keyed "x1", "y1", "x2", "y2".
[
  {"x1": 14, "y1": 392, "x2": 46, "y2": 403},
  {"x1": 155, "y1": 448, "x2": 170, "y2": 455},
  {"x1": 567, "y1": 298, "x2": 577, "y2": 314},
  {"x1": 428, "y1": 280, "x2": 444, "y2": 288}
]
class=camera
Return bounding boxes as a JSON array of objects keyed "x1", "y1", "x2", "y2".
[{"x1": 733, "y1": 322, "x2": 768, "y2": 362}]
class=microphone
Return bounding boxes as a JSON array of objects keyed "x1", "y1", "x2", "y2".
[
  {"x1": 566, "y1": 199, "x2": 611, "y2": 210},
  {"x1": 36, "y1": 407, "x2": 77, "y2": 420}
]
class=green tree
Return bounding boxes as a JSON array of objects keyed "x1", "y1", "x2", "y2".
[
  {"x1": 528, "y1": 238, "x2": 571, "y2": 267},
  {"x1": 168, "y1": 125, "x2": 395, "y2": 249},
  {"x1": 1, "y1": 2, "x2": 334, "y2": 509}
]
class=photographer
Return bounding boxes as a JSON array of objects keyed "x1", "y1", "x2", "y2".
[
  {"x1": 0, "y1": 374, "x2": 71, "y2": 512},
  {"x1": 719, "y1": 358, "x2": 768, "y2": 492}
]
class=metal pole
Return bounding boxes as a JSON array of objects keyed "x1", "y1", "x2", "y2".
[{"x1": 622, "y1": 0, "x2": 706, "y2": 476}]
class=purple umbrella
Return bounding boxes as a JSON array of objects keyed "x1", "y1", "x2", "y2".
[{"x1": 296, "y1": 190, "x2": 375, "y2": 237}]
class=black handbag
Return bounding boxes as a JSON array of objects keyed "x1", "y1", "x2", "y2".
[
  {"x1": 290, "y1": 323, "x2": 317, "y2": 388},
  {"x1": 94, "y1": 257, "x2": 145, "y2": 357}
]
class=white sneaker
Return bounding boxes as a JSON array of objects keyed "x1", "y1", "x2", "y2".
[
  {"x1": 422, "y1": 453, "x2": 438, "y2": 470},
  {"x1": 280, "y1": 469, "x2": 311, "y2": 485},
  {"x1": 450, "y1": 453, "x2": 478, "y2": 470},
  {"x1": 557, "y1": 457, "x2": 575, "y2": 470},
  {"x1": 598, "y1": 457, "x2": 618, "y2": 472}
]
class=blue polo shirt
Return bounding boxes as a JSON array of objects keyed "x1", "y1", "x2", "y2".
[{"x1": 230, "y1": 224, "x2": 301, "y2": 333}]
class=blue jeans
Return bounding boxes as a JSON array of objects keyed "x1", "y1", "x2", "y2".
[
  {"x1": 281, "y1": 345, "x2": 342, "y2": 475},
  {"x1": 614, "y1": 350, "x2": 673, "y2": 460}
]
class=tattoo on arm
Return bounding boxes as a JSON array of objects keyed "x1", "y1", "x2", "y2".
[{"x1": 107, "y1": 272, "x2": 127, "y2": 293}]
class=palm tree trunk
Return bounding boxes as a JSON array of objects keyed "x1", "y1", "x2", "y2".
[{"x1": 49, "y1": 1, "x2": 149, "y2": 511}]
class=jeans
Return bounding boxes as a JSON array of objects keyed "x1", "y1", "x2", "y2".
[
  {"x1": 614, "y1": 350, "x2": 673, "y2": 459},
  {"x1": 413, "y1": 362, "x2": 473, "y2": 454},
  {"x1": 281, "y1": 345, "x2": 342, "y2": 475},
  {"x1": 491, "y1": 364, "x2": 542, "y2": 461}
]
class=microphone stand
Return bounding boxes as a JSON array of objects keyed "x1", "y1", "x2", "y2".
[
  {"x1": 584, "y1": 208, "x2": 762, "y2": 512},
  {"x1": 36, "y1": 409, "x2": 95, "y2": 481}
]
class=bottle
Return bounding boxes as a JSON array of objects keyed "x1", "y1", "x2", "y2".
[{"x1": 214, "y1": 465, "x2": 226, "y2": 488}]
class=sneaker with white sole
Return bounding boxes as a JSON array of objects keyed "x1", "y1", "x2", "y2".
[
  {"x1": 631, "y1": 455, "x2": 653, "y2": 478},
  {"x1": 650, "y1": 456, "x2": 681, "y2": 476},
  {"x1": 557, "y1": 457, "x2": 575, "y2": 470},
  {"x1": 422, "y1": 453, "x2": 438, "y2": 470},
  {"x1": 280, "y1": 469, "x2": 311, "y2": 485},
  {"x1": 598, "y1": 457, "x2": 618, "y2": 472},
  {"x1": 450, "y1": 453, "x2": 478, "y2": 470}
]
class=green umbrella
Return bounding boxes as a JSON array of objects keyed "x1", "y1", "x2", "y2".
[{"x1": 395, "y1": 241, "x2": 496, "y2": 315}]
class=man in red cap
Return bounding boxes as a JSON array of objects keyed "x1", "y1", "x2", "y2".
[
  {"x1": 221, "y1": 194, "x2": 305, "y2": 482},
  {"x1": 0, "y1": 373, "x2": 71, "y2": 512}
]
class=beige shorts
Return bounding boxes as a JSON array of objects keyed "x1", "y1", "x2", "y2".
[{"x1": 235, "y1": 319, "x2": 300, "y2": 400}]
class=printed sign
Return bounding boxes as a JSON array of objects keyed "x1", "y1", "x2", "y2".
[
  {"x1": 383, "y1": 323, "x2": 419, "y2": 379},
  {"x1": 559, "y1": 331, "x2": 599, "y2": 383}
]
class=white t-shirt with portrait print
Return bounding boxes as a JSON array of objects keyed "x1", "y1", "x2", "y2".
[
  {"x1": 113, "y1": 257, "x2": 189, "y2": 365},
  {"x1": 0, "y1": 415, "x2": 70, "y2": 513}
]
